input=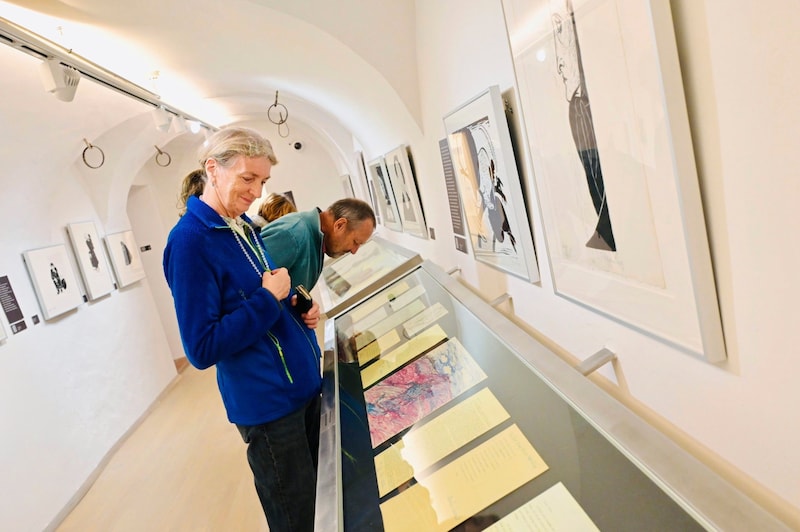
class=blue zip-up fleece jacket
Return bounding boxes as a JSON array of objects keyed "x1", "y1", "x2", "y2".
[{"x1": 163, "y1": 196, "x2": 322, "y2": 426}]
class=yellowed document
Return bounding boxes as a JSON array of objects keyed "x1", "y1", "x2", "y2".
[
  {"x1": 374, "y1": 388, "x2": 510, "y2": 497},
  {"x1": 357, "y1": 329, "x2": 402, "y2": 366},
  {"x1": 348, "y1": 281, "x2": 411, "y2": 324},
  {"x1": 380, "y1": 424, "x2": 548, "y2": 532},
  {"x1": 402, "y1": 302, "x2": 448, "y2": 338},
  {"x1": 353, "y1": 299, "x2": 425, "y2": 350},
  {"x1": 388, "y1": 284, "x2": 427, "y2": 311},
  {"x1": 484, "y1": 482, "x2": 600, "y2": 531},
  {"x1": 361, "y1": 325, "x2": 448, "y2": 387}
]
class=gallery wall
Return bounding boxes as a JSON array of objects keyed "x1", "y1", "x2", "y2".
[{"x1": 360, "y1": 0, "x2": 799, "y2": 525}]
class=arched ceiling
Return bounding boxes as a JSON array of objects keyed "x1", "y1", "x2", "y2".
[{"x1": 0, "y1": 0, "x2": 423, "y2": 157}]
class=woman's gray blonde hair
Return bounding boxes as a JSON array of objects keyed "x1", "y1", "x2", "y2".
[{"x1": 198, "y1": 126, "x2": 278, "y2": 168}]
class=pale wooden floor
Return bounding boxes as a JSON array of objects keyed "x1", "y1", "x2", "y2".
[{"x1": 57, "y1": 365, "x2": 269, "y2": 532}]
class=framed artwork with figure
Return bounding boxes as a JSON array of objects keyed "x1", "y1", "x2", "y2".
[
  {"x1": 105, "y1": 230, "x2": 146, "y2": 287},
  {"x1": 367, "y1": 156, "x2": 402, "y2": 232},
  {"x1": 501, "y1": 0, "x2": 726, "y2": 361},
  {"x1": 384, "y1": 145, "x2": 428, "y2": 239},
  {"x1": 22, "y1": 244, "x2": 83, "y2": 320},
  {"x1": 444, "y1": 85, "x2": 540, "y2": 283},
  {"x1": 66, "y1": 221, "x2": 114, "y2": 300}
]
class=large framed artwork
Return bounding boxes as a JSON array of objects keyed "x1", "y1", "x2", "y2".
[
  {"x1": 367, "y1": 156, "x2": 402, "y2": 232},
  {"x1": 501, "y1": 0, "x2": 726, "y2": 361},
  {"x1": 104, "y1": 230, "x2": 146, "y2": 287},
  {"x1": 444, "y1": 85, "x2": 540, "y2": 283},
  {"x1": 384, "y1": 145, "x2": 428, "y2": 239},
  {"x1": 66, "y1": 221, "x2": 114, "y2": 300},
  {"x1": 22, "y1": 244, "x2": 83, "y2": 320}
]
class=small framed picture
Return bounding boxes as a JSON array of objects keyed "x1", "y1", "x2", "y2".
[
  {"x1": 22, "y1": 244, "x2": 83, "y2": 320},
  {"x1": 66, "y1": 221, "x2": 114, "y2": 300},
  {"x1": 105, "y1": 230, "x2": 146, "y2": 287}
]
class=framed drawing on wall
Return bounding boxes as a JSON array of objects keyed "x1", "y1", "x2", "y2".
[
  {"x1": 105, "y1": 230, "x2": 146, "y2": 287},
  {"x1": 385, "y1": 145, "x2": 428, "y2": 239},
  {"x1": 444, "y1": 85, "x2": 540, "y2": 283},
  {"x1": 0, "y1": 319, "x2": 6, "y2": 342},
  {"x1": 22, "y1": 244, "x2": 83, "y2": 320},
  {"x1": 367, "y1": 156, "x2": 402, "y2": 232},
  {"x1": 501, "y1": 0, "x2": 726, "y2": 361},
  {"x1": 66, "y1": 221, "x2": 114, "y2": 300},
  {"x1": 340, "y1": 174, "x2": 355, "y2": 198},
  {"x1": 356, "y1": 151, "x2": 379, "y2": 219}
]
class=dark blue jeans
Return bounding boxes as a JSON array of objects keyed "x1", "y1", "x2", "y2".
[{"x1": 237, "y1": 395, "x2": 321, "y2": 531}]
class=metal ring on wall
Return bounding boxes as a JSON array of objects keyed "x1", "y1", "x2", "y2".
[
  {"x1": 267, "y1": 90, "x2": 289, "y2": 125},
  {"x1": 82, "y1": 138, "x2": 105, "y2": 169},
  {"x1": 154, "y1": 145, "x2": 172, "y2": 167}
]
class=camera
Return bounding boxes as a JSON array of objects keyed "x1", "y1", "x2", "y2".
[{"x1": 292, "y1": 141, "x2": 303, "y2": 151}]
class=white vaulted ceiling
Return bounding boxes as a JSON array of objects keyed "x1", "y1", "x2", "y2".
[{"x1": 1, "y1": 0, "x2": 423, "y2": 156}]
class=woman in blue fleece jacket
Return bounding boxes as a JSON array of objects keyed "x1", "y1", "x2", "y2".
[{"x1": 163, "y1": 127, "x2": 322, "y2": 532}]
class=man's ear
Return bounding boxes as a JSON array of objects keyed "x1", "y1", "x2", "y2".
[{"x1": 333, "y1": 218, "x2": 348, "y2": 233}]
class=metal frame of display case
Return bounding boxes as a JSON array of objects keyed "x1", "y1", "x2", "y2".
[
  {"x1": 316, "y1": 236, "x2": 422, "y2": 319},
  {"x1": 315, "y1": 260, "x2": 789, "y2": 531}
]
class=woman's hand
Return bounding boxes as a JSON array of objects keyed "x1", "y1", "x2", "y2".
[
  {"x1": 262, "y1": 268, "x2": 290, "y2": 300},
  {"x1": 294, "y1": 297, "x2": 320, "y2": 329}
]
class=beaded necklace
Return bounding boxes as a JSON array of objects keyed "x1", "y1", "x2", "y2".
[{"x1": 225, "y1": 217, "x2": 270, "y2": 278}]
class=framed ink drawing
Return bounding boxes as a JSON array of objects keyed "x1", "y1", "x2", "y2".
[
  {"x1": 105, "y1": 230, "x2": 146, "y2": 287},
  {"x1": 444, "y1": 85, "x2": 540, "y2": 283},
  {"x1": 340, "y1": 174, "x2": 355, "y2": 198},
  {"x1": 384, "y1": 145, "x2": 428, "y2": 239},
  {"x1": 22, "y1": 244, "x2": 82, "y2": 320},
  {"x1": 501, "y1": 0, "x2": 726, "y2": 361},
  {"x1": 367, "y1": 156, "x2": 402, "y2": 232},
  {"x1": 66, "y1": 221, "x2": 114, "y2": 300}
]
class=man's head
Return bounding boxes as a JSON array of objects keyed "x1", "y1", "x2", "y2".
[{"x1": 322, "y1": 198, "x2": 376, "y2": 258}]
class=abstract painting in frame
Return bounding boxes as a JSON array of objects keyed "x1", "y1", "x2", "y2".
[
  {"x1": 66, "y1": 221, "x2": 114, "y2": 300},
  {"x1": 444, "y1": 85, "x2": 540, "y2": 283},
  {"x1": 384, "y1": 145, "x2": 428, "y2": 239},
  {"x1": 367, "y1": 156, "x2": 402, "y2": 232},
  {"x1": 105, "y1": 230, "x2": 146, "y2": 287},
  {"x1": 501, "y1": 0, "x2": 726, "y2": 361},
  {"x1": 22, "y1": 244, "x2": 82, "y2": 320}
]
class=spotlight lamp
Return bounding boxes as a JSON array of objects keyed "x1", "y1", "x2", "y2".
[{"x1": 39, "y1": 58, "x2": 81, "y2": 102}]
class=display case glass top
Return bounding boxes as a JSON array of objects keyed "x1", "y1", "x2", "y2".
[
  {"x1": 316, "y1": 261, "x2": 787, "y2": 532},
  {"x1": 317, "y1": 236, "x2": 422, "y2": 318}
]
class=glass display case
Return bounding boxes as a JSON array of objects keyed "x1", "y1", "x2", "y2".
[
  {"x1": 316, "y1": 260, "x2": 788, "y2": 531},
  {"x1": 316, "y1": 236, "x2": 422, "y2": 318}
]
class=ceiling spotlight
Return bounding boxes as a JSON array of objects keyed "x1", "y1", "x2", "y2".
[
  {"x1": 151, "y1": 106, "x2": 171, "y2": 131},
  {"x1": 169, "y1": 115, "x2": 188, "y2": 134},
  {"x1": 186, "y1": 120, "x2": 201, "y2": 134},
  {"x1": 39, "y1": 58, "x2": 81, "y2": 102}
]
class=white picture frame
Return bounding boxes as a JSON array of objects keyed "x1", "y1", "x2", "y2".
[
  {"x1": 104, "y1": 230, "x2": 146, "y2": 287},
  {"x1": 66, "y1": 221, "x2": 114, "y2": 300},
  {"x1": 340, "y1": 173, "x2": 355, "y2": 198},
  {"x1": 22, "y1": 244, "x2": 83, "y2": 320},
  {"x1": 0, "y1": 320, "x2": 6, "y2": 342},
  {"x1": 367, "y1": 156, "x2": 403, "y2": 232},
  {"x1": 384, "y1": 145, "x2": 428, "y2": 239},
  {"x1": 444, "y1": 85, "x2": 540, "y2": 283},
  {"x1": 502, "y1": 0, "x2": 726, "y2": 361}
]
